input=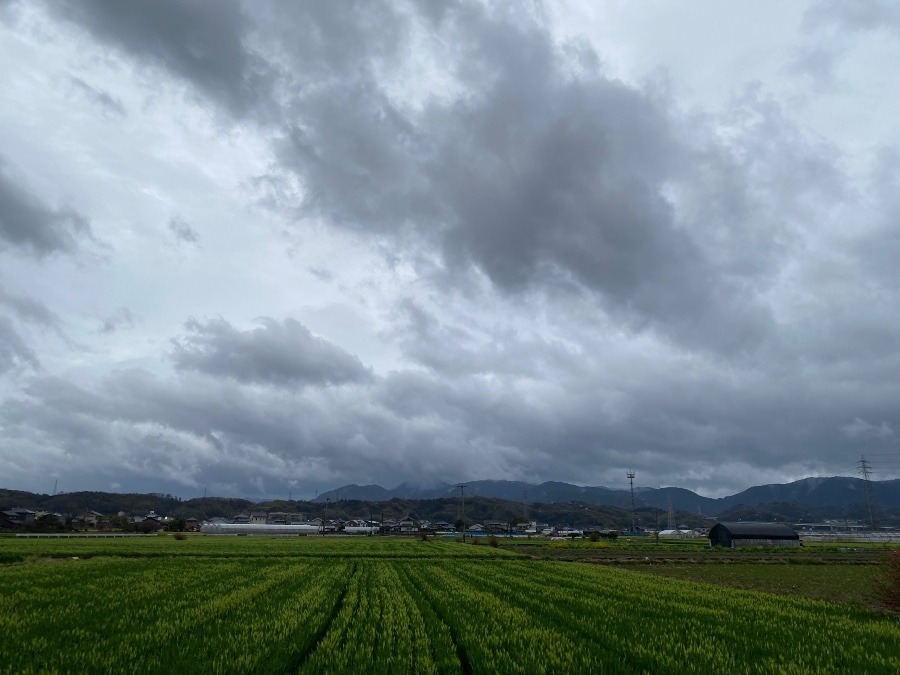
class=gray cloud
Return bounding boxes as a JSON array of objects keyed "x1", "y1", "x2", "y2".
[
  {"x1": 3, "y1": 319, "x2": 890, "y2": 498},
  {"x1": 0, "y1": 317, "x2": 39, "y2": 373},
  {"x1": 308, "y1": 267, "x2": 333, "y2": 282},
  {"x1": 805, "y1": 0, "x2": 900, "y2": 33},
  {"x1": 393, "y1": 298, "x2": 575, "y2": 379},
  {"x1": 0, "y1": 156, "x2": 91, "y2": 256},
  {"x1": 98, "y1": 307, "x2": 135, "y2": 335},
  {"x1": 170, "y1": 317, "x2": 371, "y2": 388},
  {"x1": 168, "y1": 215, "x2": 199, "y2": 244},
  {"x1": 261, "y1": 3, "x2": 816, "y2": 354},
  {"x1": 796, "y1": 1, "x2": 900, "y2": 86},
  {"x1": 2, "y1": 2, "x2": 900, "y2": 498},
  {"x1": 0, "y1": 285, "x2": 60, "y2": 328},
  {"x1": 70, "y1": 76, "x2": 126, "y2": 117},
  {"x1": 36, "y1": 0, "x2": 802, "y2": 353},
  {"x1": 47, "y1": 0, "x2": 275, "y2": 120}
]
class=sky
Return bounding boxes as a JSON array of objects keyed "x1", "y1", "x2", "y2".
[{"x1": 2, "y1": 0, "x2": 900, "y2": 500}]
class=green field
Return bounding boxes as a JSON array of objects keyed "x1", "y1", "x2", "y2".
[
  {"x1": 1, "y1": 536, "x2": 898, "y2": 673},
  {"x1": 0, "y1": 534, "x2": 515, "y2": 561}
]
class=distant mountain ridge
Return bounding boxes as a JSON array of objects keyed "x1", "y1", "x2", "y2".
[{"x1": 315, "y1": 476, "x2": 900, "y2": 515}]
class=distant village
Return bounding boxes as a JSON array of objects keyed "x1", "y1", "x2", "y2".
[
  {"x1": 1, "y1": 504, "x2": 688, "y2": 537},
  {"x1": 2, "y1": 506, "x2": 565, "y2": 537},
  {"x1": 5, "y1": 504, "x2": 899, "y2": 544}
]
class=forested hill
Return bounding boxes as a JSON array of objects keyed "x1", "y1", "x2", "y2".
[
  {"x1": 2, "y1": 484, "x2": 899, "y2": 528},
  {"x1": 315, "y1": 476, "x2": 900, "y2": 513},
  {"x1": 0, "y1": 488, "x2": 716, "y2": 529},
  {"x1": 0, "y1": 489, "x2": 254, "y2": 521}
]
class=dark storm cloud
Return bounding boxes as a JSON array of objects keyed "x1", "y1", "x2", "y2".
[
  {"x1": 47, "y1": 0, "x2": 275, "y2": 120},
  {"x1": 69, "y1": 77, "x2": 126, "y2": 117},
  {"x1": 8, "y1": 1, "x2": 899, "y2": 497},
  {"x1": 4, "y1": 329, "x2": 884, "y2": 496},
  {"x1": 263, "y1": 3, "x2": 795, "y2": 353},
  {"x1": 0, "y1": 156, "x2": 91, "y2": 256},
  {"x1": 42, "y1": 0, "x2": 790, "y2": 352},
  {"x1": 170, "y1": 317, "x2": 371, "y2": 387}
]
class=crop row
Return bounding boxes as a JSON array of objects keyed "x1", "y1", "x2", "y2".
[
  {"x1": 2, "y1": 553, "x2": 898, "y2": 673},
  {"x1": 0, "y1": 558, "x2": 349, "y2": 674},
  {"x1": 408, "y1": 560, "x2": 900, "y2": 673}
]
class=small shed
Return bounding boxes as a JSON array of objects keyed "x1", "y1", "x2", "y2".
[{"x1": 709, "y1": 522, "x2": 800, "y2": 548}]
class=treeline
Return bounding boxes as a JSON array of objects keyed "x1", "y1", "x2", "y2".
[{"x1": 1, "y1": 489, "x2": 715, "y2": 529}]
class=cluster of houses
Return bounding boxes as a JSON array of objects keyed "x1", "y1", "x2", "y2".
[
  {"x1": 11, "y1": 502, "x2": 895, "y2": 545},
  {"x1": 0, "y1": 507, "x2": 200, "y2": 533},
  {"x1": 1, "y1": 508, "x2": 110, "y2": 530},
  {"x1": 203, "y1": 513, "x2": 565, "y2": 535},
  {"x1": 205, "y1": 514, "x2": 456, "y2": 534},
  {"x1": 1, "y1": 508, "x2": 38, "y2": 528}
]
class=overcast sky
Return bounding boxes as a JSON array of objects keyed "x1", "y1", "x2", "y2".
[{"x1": 2, "y1": 1, "x2": 900, "y2": 500}]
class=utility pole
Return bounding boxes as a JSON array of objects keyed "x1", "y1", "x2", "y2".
[
  {"x1": 322, "y1": 498, "x2": 329, "y2": 536},
  {"x1": 858, "y1": 454, "x2": 879, "y2": 531},
  {"x1": 457, "y1": 484, "x2": 467, "y2": 543},
  {"x1": 626, "y1": 471, "x2": 636, "y2": 534},
  {"x1": 654, "y1": 507, "x2": 660, "y2": 545}
]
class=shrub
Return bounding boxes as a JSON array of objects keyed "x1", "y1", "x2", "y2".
[
  {"x1": 471, "y1": 537, "x2": 480, "y2": 545},
  {"x1": 419, "y1": 531, "x2": 429, "y2": 542},
  {"x1": 173, "y1": 533, "x2": 188, "y2": 541},
  {"x1": 588, "y1": 532, "x2": 600, "y2": 543},
  {"x1": 876, "y1": 551, "x2": 900, "y2": 611},
  {"x1": 488, "y1": 536, "x2": 499, "y2": 548}
]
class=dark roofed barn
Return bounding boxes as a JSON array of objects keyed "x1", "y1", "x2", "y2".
[{"x1": 709, "y1": 522, "x2": 800, "y2": 548}]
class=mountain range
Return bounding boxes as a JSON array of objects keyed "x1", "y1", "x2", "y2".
[{"x1": 315, "y1": 476, "x2": 900, "y2": 515}]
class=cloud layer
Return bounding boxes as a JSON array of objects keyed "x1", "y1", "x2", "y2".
[{"x1": 1, "y1": 1, "x2": 899, "y2": 498}]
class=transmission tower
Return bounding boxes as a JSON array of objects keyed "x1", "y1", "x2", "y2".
[
  {"x1": 857, "y1": 454, "x2": 879, "y2": 531},
  {"x1": 627, "y1": 471, "x2": 636, "y2": 534}
]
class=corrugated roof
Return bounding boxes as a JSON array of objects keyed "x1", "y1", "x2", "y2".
[{"x1": 712, "y1": 522, "x2": 799, "y2": 538}]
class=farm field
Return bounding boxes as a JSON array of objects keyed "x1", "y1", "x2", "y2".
[
  {"x1": 1, "y1": 536, "x2": 898, "y2": 673},
  {"x1": 0, "y1": 533, "x2": 515, "y2": 562},
  {"x1": 632, "y1": 562, "x2": 883, "y2": 609},
  {"x1": 502, "y1": 537, "x2": 896, "y2": 564}
]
